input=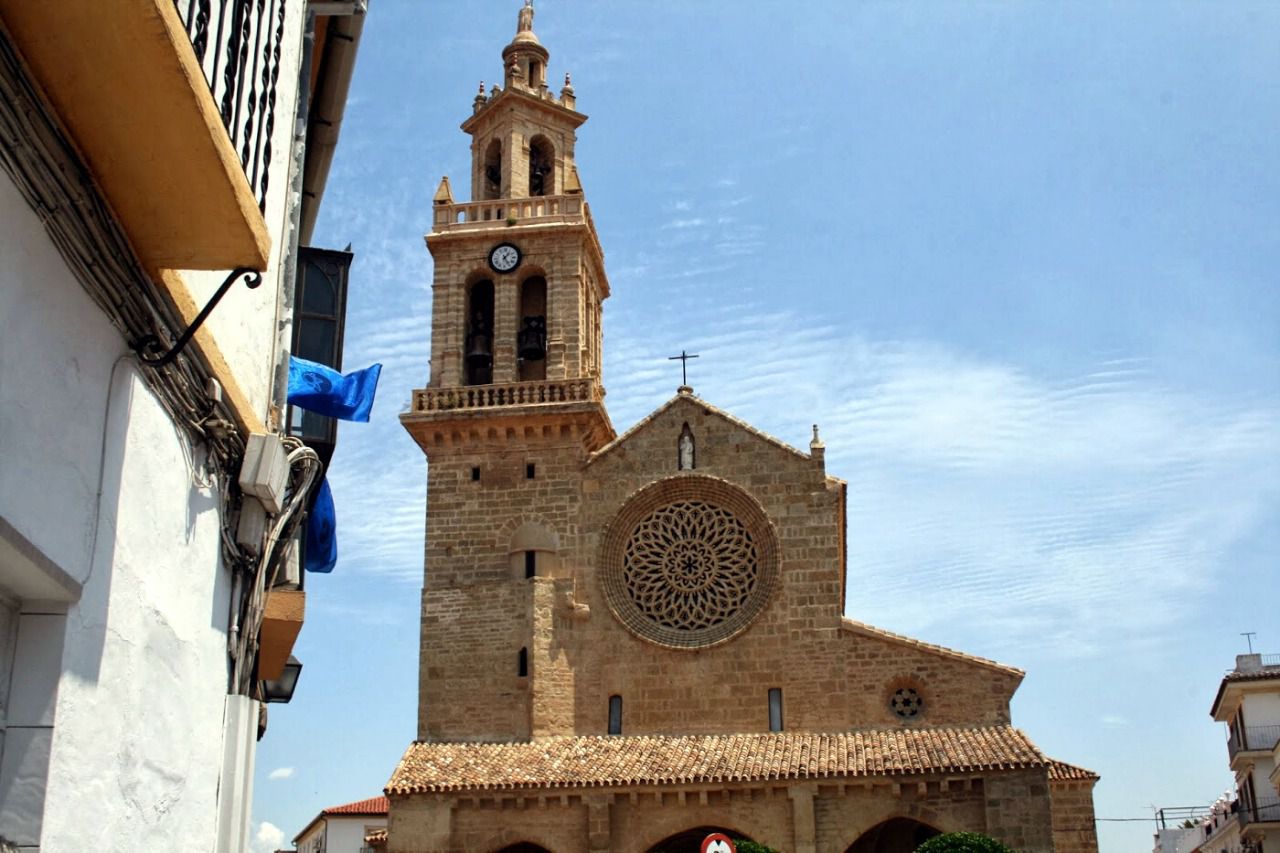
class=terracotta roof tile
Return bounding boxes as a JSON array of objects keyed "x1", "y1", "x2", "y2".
[
  {"x1": 323, "y1": 795, "x2": 388, "y2": 815},
  {"x1": 1046, "y1": 759, "x2": 1099, "y2": 781},
  {"x1": 386, "y1": 726, "x2": 1047, "y2": 795}
]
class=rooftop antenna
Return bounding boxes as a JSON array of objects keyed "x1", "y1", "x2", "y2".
[{"x1": 1241, "y1": 631, "x2": 1257, "y2": 653}]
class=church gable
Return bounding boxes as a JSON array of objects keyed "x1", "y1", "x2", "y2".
[{"x1": 588, "y1": 390, "x2": 820, "y2": 478}]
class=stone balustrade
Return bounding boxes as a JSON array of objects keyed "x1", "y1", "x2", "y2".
[
  {"x1": 413, "y1": 378, "x2": 602, "y2": 413},
  {"x1": 432, "y1": 194, "x2": 584, "y2": 231}
]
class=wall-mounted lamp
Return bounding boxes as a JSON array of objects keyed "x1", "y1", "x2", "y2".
[{"x1": 261, "y1": 655, "x2": 303, "y2": 704}]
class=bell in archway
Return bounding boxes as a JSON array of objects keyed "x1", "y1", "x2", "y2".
[
  {"x1": 465, "y1": 333, "x2": 491, "y2": 368},
  {"x1": 466, "y1": 310, "x2": 492, "y2": 368},
  {"x1": 517, "y1": 315, "x2": 546, "y2": 361}
]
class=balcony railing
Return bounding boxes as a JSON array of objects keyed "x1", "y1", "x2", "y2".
[
  {"x1": 433, "y1": 194, "x2": 587, "y2": 231},
  {"x1": 1241, "y1": 797, "x2": 1280, "y2": 827},
  {"x1": 173, "y1": 0, "x2": 287, "y2": 211},
  {"x1": 1228, "y1": 725, "x2": 1280, "y2": 757},
  {"x1": 411, "y1": 378, "x2": 603, "y2": 413}
]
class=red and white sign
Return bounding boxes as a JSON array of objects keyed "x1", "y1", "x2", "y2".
[{"x1": 701, "y1": 833, "x2": 737, "y2": 853}]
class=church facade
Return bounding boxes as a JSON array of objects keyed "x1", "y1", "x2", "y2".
[{"x1": 386, "y1": 6, "x2": 1099, "y2": 852}]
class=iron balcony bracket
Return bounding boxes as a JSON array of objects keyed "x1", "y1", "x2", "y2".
[{"x1": 131, "y1": 267, "x2": 262, "y2": 368}]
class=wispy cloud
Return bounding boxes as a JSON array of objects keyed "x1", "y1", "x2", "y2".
[
  {"x1": 604, "y1": 302, "x2": 1280, "y2": 662},
  {"x1": 267, "y1": 767, "x2": 295, "y2": 781}
]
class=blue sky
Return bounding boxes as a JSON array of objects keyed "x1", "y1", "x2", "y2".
[{"x1": 250, "y1": 3, "x2": 1280, "y2": 851}]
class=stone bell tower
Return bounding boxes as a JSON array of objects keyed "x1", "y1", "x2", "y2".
[{"x1": 400, "y1": 0, "x2": 613, "y2": 743}]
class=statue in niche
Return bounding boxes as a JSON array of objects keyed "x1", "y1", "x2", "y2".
[{"x1": 678, "y1": 424, "x2": 695, "y2": 470}]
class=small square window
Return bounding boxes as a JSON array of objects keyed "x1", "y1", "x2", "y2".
[
  {"x1": 471, "y1": 466, "x2": 481, "y2": 481},
  {"x1": 526, "y1": 463, "x2": 536, "y2": 479}
]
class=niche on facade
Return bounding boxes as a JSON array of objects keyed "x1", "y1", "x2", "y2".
[
  {"x1": 482, "y1": 138, "x2": 502, "y2": 200},
  {"x1": 464, "y1": 279, "x2": 494, "y2": 385},
  {"x1": 508, "y1": 521, "x2": 560, "y2": 580},
  {"x1": 677, "y1": 422, "x2": 695, "y2": 470},
  {"x1": 528, "y1": 135, "x2": 554, "y2": 196},
  {"x1": 517, "y1": 274, "x2": 547, "y2": 381}
]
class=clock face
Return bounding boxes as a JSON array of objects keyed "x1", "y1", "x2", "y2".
[{"x1": 488, "y1": 242, "x2": 521, "y2": 273}]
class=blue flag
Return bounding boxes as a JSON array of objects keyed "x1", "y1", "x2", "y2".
[
  {"x1": 287, "y1": 356, "x2": 382, "y2": 422},
  {"x1": 304, "y1": 478, "x2": 337, "y2": 574}
]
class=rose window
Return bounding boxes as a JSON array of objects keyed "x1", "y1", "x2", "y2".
[
  {"x1": 602, "y1": 476, "x2": 779, "y2": 649},
  {"x1": 891, "y1": 687, "x2": 924, "y2": 719},
  {"x1": 624, "y1": 501, "x2": 758, "y2": 630}
]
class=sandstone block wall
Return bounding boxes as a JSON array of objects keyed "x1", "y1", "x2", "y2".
[{"x1": 1050, "y1": 780, "x2": 1100, "y2": 853}]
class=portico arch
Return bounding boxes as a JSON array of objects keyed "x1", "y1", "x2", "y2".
[
  {"x1": 843, "y1": 817, "x2": 941, "y2": 853},
  {"x1": 644, "y1": 825, "x2": 754, "y2": 853}
]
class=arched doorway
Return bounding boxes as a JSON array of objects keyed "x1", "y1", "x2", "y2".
[
  {"x1": 845, "y1": 817, "x2": 940, "y2": 853},
  {"x1": 646, "y1": 826, "x2": 753, "y2": 853},
  {"x1": 495, "y1": 844, "x2": 552, "y2": 853}
]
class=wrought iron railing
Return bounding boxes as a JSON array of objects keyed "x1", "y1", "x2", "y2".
[
  {"x1": 173, "y1": 0, "x2": 287, "y2": 211},
  {"x1": 1228, "y1": 725, "x2": 1280, "y2": 757},
  {"x1": 1240, "y1": 796, "x2": 1280, "y2": 827}
]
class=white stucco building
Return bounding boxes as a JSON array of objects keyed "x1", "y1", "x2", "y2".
[
  {"x1": 293, "y1": 795, "x2": 389, "y2": 853},
  {"x1": 1193, "y1": 653, "x2": 1280, "y2": 853},
  {"x1": 0, "y1": 2, "x2": 365, "y2": 850}
]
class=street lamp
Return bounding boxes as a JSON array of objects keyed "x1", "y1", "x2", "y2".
[{"x1": 261, "y1": 655, "x2": 302, "y2": 704}]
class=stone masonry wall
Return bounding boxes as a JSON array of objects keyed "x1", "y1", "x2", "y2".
[
  {"x1": 1050, "y1": 780, "x2": 1100, "y2": 853},
  {"x1": 388, "y1": 773, "x2": 1061, "y2": 853}
]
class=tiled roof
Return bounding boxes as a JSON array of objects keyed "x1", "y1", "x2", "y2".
[
  {"x1": 1046, "y1": 759, "x2": 1099, "y2": 782},
  {"x1": 386, "y1": 726, "x2": 1047, "y2": 794},
  {"x1": 323, "y1": 795, "x2": 389, "y2": 815},
  {"x1": 839, "y1": 618, "x2": 1024, "y2": 678},
  {"x1": 1210, "y1": 667, "x2": 1280, "y2": 718}
]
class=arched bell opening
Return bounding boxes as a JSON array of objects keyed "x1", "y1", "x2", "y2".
[
  {"x1": 644, "y1": 826, "x2": 755, "y2": 853},
  {"x1": 465, "y1": 279, "x2": 495, "y2": 385},
  {"x1": 528, "y1": 135, "x2": 554, "y2": 196},
  {"x1": 517, "y1": 275, "x2": 548, "y2": 381},
  {"x1": 482, "y1": 138, "x2": 503, "y2": 200},
  {"x1": 843, "y1": 817, "x2": 941, "y2": 853}
]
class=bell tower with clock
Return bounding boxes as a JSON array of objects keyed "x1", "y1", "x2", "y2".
[{"x1": 401, "y1": 1, "x2": 614, "y2": 743}]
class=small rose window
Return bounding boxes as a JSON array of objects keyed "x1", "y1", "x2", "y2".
[{"x1": 891, "y1": 687, "x2": 924, "y2": 719}]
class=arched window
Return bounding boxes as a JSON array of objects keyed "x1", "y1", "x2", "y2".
[
  {"x1": 678, "y1": 423, "x2": 695, "y2": 470},
  {"x1": 517, "y1": 276, "x2": 547, "y2": 381},
  {"x1": 528, "y1": 136, "x2": 554, "y2": 196},
  {"x1": 607, "y1": 695, "x2": 622, "y2": 735},
  {"x1": 465, "y1": 280, "x2": 494, "y2": 385},
  {"x1": 483, "y1": 138, "x2": 502, "y2": 200},
  {"x1": 768, "y1": 687, "x2": 783, "y2": 732}
]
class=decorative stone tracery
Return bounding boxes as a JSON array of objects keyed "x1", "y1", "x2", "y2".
[{"x1": 601, "y1": 476, "x2": 779, "y2": 649}]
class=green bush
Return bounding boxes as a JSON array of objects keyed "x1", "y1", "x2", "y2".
[
  {"x1": 733, "y1": 842, "x2": 781, "y2": 853},
  {"x1": 915, "y1": 832, "x2": 1015, "y2": 853}
]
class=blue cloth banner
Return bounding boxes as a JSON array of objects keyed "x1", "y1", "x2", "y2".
[
  {"x1": 287, "y1": 356, "x2": 382, "y2": 422},
  {"x1": 304, "y1": 478, "x2": 337, "y2": 574}
]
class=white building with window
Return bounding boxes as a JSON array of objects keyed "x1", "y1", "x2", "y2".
[
  {"x1": 293, "y1": 795, "x2": 388, "y2": 853},
  {"x1": 0, "y1": 2, "x2": 365, "y2": 849}
]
